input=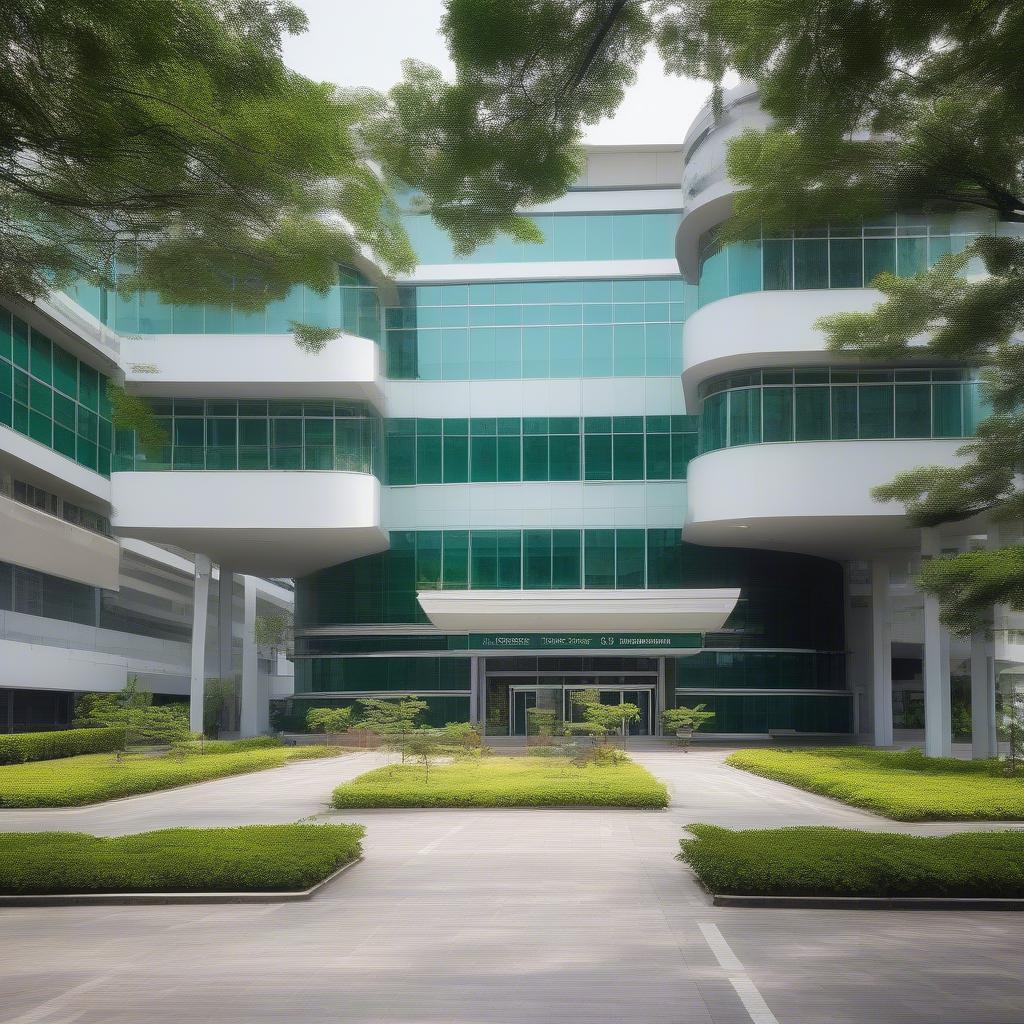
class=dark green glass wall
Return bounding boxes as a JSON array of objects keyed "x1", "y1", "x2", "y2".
[
  {"x1": 292, "y1": 656, "x2": 470, "y2": 695},
  {"x1": 699, "y1": 367, "x2": 987, "y2": 453},
  {"x1": 113, "y1": 398, "x2": 382, "y2": 474},
  {"x1": 386, "y1": 415, "x2": 697, "y2": 484},
  {"x1": 295, "y1": 532, "x2": 844, "y2": 653},
  {"x1": 678, "y1": 693, "x2": 852, "y2": 734},
  {"x1": 673, "y1": 651, "x2": 845, "y2": 690},
  {"x1": 0, "y1": 305, "x2": 114, "y2": 476},
  {"x1": 272, "y1": 694, "x2": 470, "y2": 730}
]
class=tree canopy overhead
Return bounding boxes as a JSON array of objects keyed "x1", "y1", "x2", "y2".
[
  {"x1": 0, "y1": 0, "x2": 414, "y2": 344},
  {"x1": 376, "y1": 0, "x2": 1024, "y2": 632}
]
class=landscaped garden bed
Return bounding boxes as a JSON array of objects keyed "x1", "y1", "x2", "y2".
[
  {"x1": 679, "y1": 824, "x2": 1024, "y2": 898},
  {"x1": 726, "y1": 747, "x2": 1024, "y2": 821},
  {"x1": 0, "y1": 824, "x2": 364, "y2": 895},
  {"x1": 0, "y1": 741, "x2": 338, "y2": 808},
  {"x1": 330, "y1": 755, "x2": 668, "y2": 808}
]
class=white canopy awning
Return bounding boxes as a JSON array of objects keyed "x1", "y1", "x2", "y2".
[{"x1": 416, "y1": 588, "x2": 740, "y2": 633}]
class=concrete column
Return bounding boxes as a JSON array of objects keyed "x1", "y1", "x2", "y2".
[
  {"x1": 189, "y1": 555, "x2": 212, "y2": 734},
  {"x1": 217, "y1": 566, "x2": 234, "y2": 680},
  {"x1": 921, "y1": 528, "x2": 952, "y2": 757},
  {"x1": 239, "y1": 575, "x2": 260, "y2": 737},
  {"x1": 469, "y1": 656, "x2": 480, "y2": 725},
  {"x1": 871, "y1": 559, "x2": 894, "y2": 747},
  {"x1": 970, "y1": 628, "x2": 996, "y2": 759},
  {"x1": 478, "y1": 658, "x2": 487, "y2": 735}
]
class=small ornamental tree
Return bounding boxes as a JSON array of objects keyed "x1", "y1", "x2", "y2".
[
  {"x1": 567, "y1": 689, "x2": 641, "y2": 748},
  {"x1": 75, "y1": 677, "x2": 190, "y2": 755},
  {"x1": 663, "y1": 705, "x2": 716, "y2": 751},
  {"x1": 306, "y1": 707, "x2": 353, "y2": 745},
  {"x1": 402, "y1": 729, "x2": 443, "y2": 783},
  {"x1": 357, "y1": 697, "x2": 428, "y2": 762}
]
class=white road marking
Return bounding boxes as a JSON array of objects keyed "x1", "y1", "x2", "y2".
[
  {"x1": 699, "y1": 922, "x2": 781, "y2": 1024},
  {"x1": 1, "y1": 976, "x2": 105, "y2": 1024},
  {"x1": 413, "y1": 824, "x2": 466, "y2": 857}
]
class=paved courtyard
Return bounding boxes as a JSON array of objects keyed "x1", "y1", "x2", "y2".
[{"x1": 1, "y1": 749, "x2": 1022, "y2": 1023}]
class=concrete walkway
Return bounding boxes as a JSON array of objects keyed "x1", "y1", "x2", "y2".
[{"x1": 1, "y1": 749, "x2": 1023, "y2": 1023}]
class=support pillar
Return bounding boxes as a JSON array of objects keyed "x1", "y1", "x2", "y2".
[
  {"x1": 921, "y1": 528, "x2": 952, "y2": 757},
  {"x1": 970, "y1": 628, "x2": 996, "y2": 759},
  {"x1": 871, "y1": 559, "x2": 893, "y2": 747},
  {"x1": 239, "y1": 575, "x2": 260, "y2": 737},
  {"x1": 217, "y1": 567, "x2": 234, "y2": 681},
  {"x1": 189, "y1": 555, "x2": 212, "y2": 734},
  {"x1": 469, "y1": 656, "x2": 480, "y2": 725}
]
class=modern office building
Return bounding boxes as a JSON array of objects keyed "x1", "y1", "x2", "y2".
[{"x1": 1, "y1": 82, "x2": 1015, "y2": 750}]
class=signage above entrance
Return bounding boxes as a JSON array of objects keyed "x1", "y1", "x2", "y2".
[{"x1": 469, "y1": 633, "x2": 701, "y2": 651}]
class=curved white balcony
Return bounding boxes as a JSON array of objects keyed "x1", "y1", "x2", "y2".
[
  {"x1": 682, "y1": 289, "x2": 887, "y2": 406},
  {"x1": 684, "y1": 439, "x2": 969, "y2": 558},
  {"x1": 110, "y1": 471, "x2": 388, "y2": 576},
  {"x1": 121, "y1": 333, "x2": 383, "y2": 405}
]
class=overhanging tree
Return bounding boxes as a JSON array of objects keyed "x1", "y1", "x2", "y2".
[
  {"x1": 1, "y1": 0, "x2": 415, "y2": 357},
  {"x1": 376, "y1": 1, "x2": 1024, "y2": 632}
]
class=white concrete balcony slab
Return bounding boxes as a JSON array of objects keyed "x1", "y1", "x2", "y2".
[
  {"x1": 110, "y1": 470, "x2": 388, "y2": 576},
  {"x1": 417, "y1": 588, "x2": 740, "y2": 633},
  {"x1": 681, "y1": 289, "x2": 887, "y2": 406},
  {"x1": 684, "y1": 439, "x2": 970, "y2": 558},
  {"x1": 0, "y1": 493, "x2": 120, "y2": 589},
  {"x1": 121, "y1": 333, "x2": 384, "y2": 405}
]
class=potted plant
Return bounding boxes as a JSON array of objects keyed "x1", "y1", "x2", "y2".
[{"x1": 662, "y1": 705, "x2": 715, "y2": 751}]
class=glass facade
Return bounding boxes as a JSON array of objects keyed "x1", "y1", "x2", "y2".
[
  {"x1": 0, "y1": 304, "x2": 115, "y2": 476},
  {"x1": 293, "y1": 656, "x2": 470, "y2": 695},
  {"x1": 404, "y1": 211, "x2": 681, "y2": 265},
  {"x1": 113, "y1": 398, "x2": 382, "y2": 474},
  {"x1": 675, "y1": 691, "x2": 852, "y2": 734},
  {"x1": 385, "y1": 277, "x2": 688, "y2": 380},
  {"x1": 697, "y1": 215, "x2": 991, "y2": 310},
  {"x1": 79, "y1": 266, "x2": 381, "y2": 341},
  {"x1": 295, "y1": 533, "x2": 845, "y2": 654},
  {"x1": 699, "y1": 367, "x2": 987, "y2": 453},
  {"x1": 385, "y1": 415, "x2": 697, "y2": 485},
  {"x1": 273, "y1": 694, "x2": 470, "y2": 730}
]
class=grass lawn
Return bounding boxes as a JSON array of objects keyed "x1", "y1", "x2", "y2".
[
  {"x1": 680, "y1": 824, "x2": 1024, "y2": 898},
  {"x1": 0, "y1": 745, "x2": 337, "y2": 808},
  {"x1": 0, "y1": 824, "x2": 364, "y2": 895},
  {"x1": 331, "y1": 755, "x2": 668, "y2": 808},
  {"x1": 726, "y1": 747, "x2": 1024, "y2": 821}
]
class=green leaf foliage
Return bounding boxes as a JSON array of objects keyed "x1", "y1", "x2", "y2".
[
  {"x1": 331, "y1": 755, "x2": 668, "y2": 808},
  {"x1": 727, "y1": 747, "x2": 1024, "y2": 821},
  {"x1": 0, "y1": 0, "x2": 413, "y2": 323},
  {"x1": 74, "y1": 677, "x2": 190, "y2": 749},
  {"x1": 679, "y1": 824, "x2": 1024, "y2": 898},
  {"x1": 0, "y1": 824, "x2": 363, "y2": 895},
  {"x1": 0, "y1": 727, "x2": 123, "y2": 765}
]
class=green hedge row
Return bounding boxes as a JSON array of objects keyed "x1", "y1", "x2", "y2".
[
  {"x1": 0, "y1": 824, "x2": 364, "y2": 895},
  {"x1": 680, "y1": 824, "x2": 1024, "y2": 897},
  {"x1": 726, "y1": 746, "x2": 1024, "y2": 820},
  {"x1": 331, "y1": 755, "x2": 669, "y2": 808},
  {"x1": 0, "y1": 727, "x2": 124, "y2": 765}
]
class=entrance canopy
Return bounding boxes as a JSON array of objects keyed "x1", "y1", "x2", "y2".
[{"x1": 416, "y1": 588, "x2": 740, "y2": 633}]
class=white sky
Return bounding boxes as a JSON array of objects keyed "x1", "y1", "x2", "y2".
[{"x1": 282, "y1": 0, "x2": 713, "y2": 145}]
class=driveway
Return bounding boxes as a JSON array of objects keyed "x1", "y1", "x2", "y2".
[{"x1": 1, "y1": 748, "x2": 1022, "y2": 1024}]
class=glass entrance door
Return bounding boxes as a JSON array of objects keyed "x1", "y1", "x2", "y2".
[{"x1": 564, "y1": 687, "x2": 653, "y2": 736}]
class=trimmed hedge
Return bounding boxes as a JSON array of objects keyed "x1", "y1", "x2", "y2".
[
  {"x1": 331, "y1": 755, "x2": 668, "y2": 808},
  {"x1": 178, "y1": 737, "x2": 285, "y2": 754},
  {"x1": 0, "y1": 727, "x2": 123, "y2": 766},
  {"x1": 726, "y1": 746, "x2": 1024, "y2": 821},
  {"x1": 0, "y1": 824, "x2": 364, "y2": 895},
  {"x1": 679, "y1": 824, "x2": 1024, "y2": 898},
  {"x1": 0, "y1": 746, "x2": 338, "y2": 808}
]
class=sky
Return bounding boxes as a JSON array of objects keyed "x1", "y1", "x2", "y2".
[{"x1": 282, "y1": 0, "x2": 713, "y2": 146}]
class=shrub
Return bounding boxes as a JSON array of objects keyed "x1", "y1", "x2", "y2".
[
  {"x1": 0, "y1": 745, "x2": 336, "y2": 807},
  {"x1": 176, "y1": 736, "x2": 284, "y2": 755},
  {"x1": 726, "y1": 746, "x2": 1024, "y2": 820},
  {"x1": 0, "y1": 727, "x2": 123, "y2": 765},
  {"x1": 331, "y1": 755, "x2": 668, "y2": 808},
  {"x1": 0, "y1": 824, "x2": 364, "y2": 895},
  {"x1": 679, "y1": 824, "x2": 1024, "y2": 898},
  {"x1": 306, "y1": 706, "x2": 353, "y2": 736}
]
